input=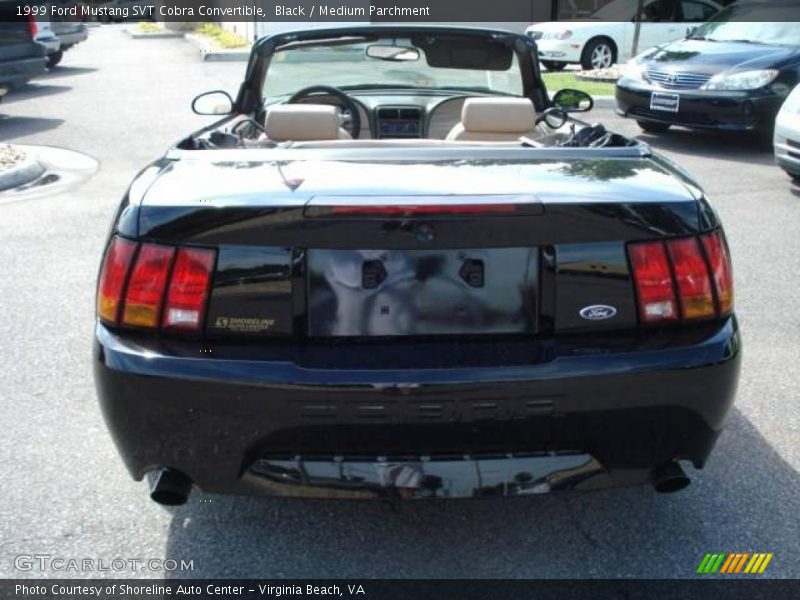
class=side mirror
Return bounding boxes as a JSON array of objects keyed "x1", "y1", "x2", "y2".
[
  {"x1": 192, "y1": 90, "x2": 234, "y2": 116},
  {"x1": 552, "y1": 88, "x2": 594, "y2": 113},
  {"x1": 538, "y1": 106, "x2": 568, "y2": 129}
]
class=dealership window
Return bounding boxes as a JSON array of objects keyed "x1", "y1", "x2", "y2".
[
  {"x1": 681, "y1": 0, "x2": 718, "y2": 21},
  {"x1": 555, "y1": 0, "x2": 616, "y2": 20},
  {"x1": 554, "y1": 0, "x2": 736, "y2": 20},
  {"x1": 643, "y1": 0, "x2": 676, "y2": 21},
  {"x1": 555, "y1": 0, "x2": 677, "y2": 21}
]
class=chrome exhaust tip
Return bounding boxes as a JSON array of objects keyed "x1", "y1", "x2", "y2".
[
  {"x1": 149, "y1": 468, "x2": 193, "y2": 505},
  {"x1": 652, "y1": 462, "x2": 691, "y2": 494}
]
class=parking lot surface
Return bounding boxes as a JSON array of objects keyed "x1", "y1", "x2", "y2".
[{"x1": 1, "y1": 26, "x2": 798, "y2": 579}]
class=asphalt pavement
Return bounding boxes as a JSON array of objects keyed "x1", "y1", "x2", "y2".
[{"x1": 1, "y1": 26, "x2": 798, "y2": 579}]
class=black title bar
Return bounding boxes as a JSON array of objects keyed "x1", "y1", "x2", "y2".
[
  {"x1": 9, "y1": 0, "x2": 800, "y2": 23},
  {"x1": 4, "y1": 579, "x2": 800, "y2": 600}
]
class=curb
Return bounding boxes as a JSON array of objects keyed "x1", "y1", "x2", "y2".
[
  {"x1": 125, "y1": 28, "x2": 184, "y2": 40},
  {"x1": 184, "y1": 33, "x2": 250, "y2": 62},
  {"x1": 0, "y1": 155, "x2": 45, "y2": 192},
  {"x1": 592, "y1": 96, "x2": 616, "y2": 109}
]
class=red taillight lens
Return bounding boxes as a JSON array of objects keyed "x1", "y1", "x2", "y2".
[
  {"x1": 701, "y1": 231, "x2": 734, "y2": 316},
  {"x1": 121, "y1": 244, "x2": 175, "y2": 328},
  {"x1": 628, "y1": 241, "x2": 679, "y2": 324},
  {"x1": 97, "y1": 237, "x2": 136, "y2": 325},
  {"x1": 629, "y1": 232, "x2": 734, "y2": 325},
  {"x1": 162, "y1": 248, "x2": 215, "y2": 331},
  {"x1": 667, "y1": 237, "x2": 715, "y2": 320},
  {"x1": 97, "y1": 239, "x2": 216, "y2": 333},
  {"x1": 28, "y1": 16, "x2": 38, "y2": 38}
]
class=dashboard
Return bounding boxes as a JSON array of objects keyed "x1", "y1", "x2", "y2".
[{"x1": 291, "y1": 91, "x2": 477, "y2": 140}]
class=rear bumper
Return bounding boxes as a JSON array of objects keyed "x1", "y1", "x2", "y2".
[
  {"x1": 56, "y1": 27, "x2": 88, "y2": 48},
  {"x1": 37, "y1": 36, "x2": 61, "y2": 55},
  {"x1": 536, "y1": 40, "x2": 583, "y2": 64},
  {"x1": 616, "y1": 80, "x2": 783, "y2": 132},
  {"x1": 94, "y1": 318, "x2": 741, "y2": 498}
]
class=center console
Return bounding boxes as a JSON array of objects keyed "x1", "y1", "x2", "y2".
[{"x1": 376, "y1": 106, "x2": 423, "y2": 139}]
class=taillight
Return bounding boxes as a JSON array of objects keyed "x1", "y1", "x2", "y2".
[
  {"x1": 666, "y1": 237, "x2": 715, "y2": 320},
  {"x1": 28, "y1": 16, "x2": 38, "y2": 38},
  {"x1": 629, "y1": 231, "x2": 734, "y2": 325},
  {"x1": 121, "y1": 244, "x2": 175, "y2": 328},
  {"x1": 162, "y1": 248, "x2": 215, "y2": 331},
  {"x1": 628, "y1": 241, "x2": 678, "y2": 324},
  {"x1": 701, "y1": 231, "x2": 734, "y2": 316},
  {"x1": 97, "y1": 237, "x2": 136, "y2": 325},
  {"x1": 96, "y1": 236, "x2": 216, "y2": 333}
]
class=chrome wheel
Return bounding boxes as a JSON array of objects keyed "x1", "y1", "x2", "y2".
[{"x1": 591, "y1": 43, "x2": 613, "y2": 69}]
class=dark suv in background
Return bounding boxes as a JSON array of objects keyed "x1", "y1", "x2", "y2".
[{"x1": 0, "y1": 11, "x2": 47, "y2": 93}]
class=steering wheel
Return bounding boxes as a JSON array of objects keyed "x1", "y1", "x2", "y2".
[{"x1": 287, "y1": 85, "x2": 361, "y2": 139}]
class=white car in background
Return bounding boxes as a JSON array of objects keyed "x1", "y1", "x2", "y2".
[
  {"x1": 775, "y1": 85, "x2": 800, "y2": 184},
  {"x1": 527, "y1": 0, "x2": 721, "y2": 71}
]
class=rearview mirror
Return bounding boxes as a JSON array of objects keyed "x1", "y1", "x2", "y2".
[
  {"x1": 552, "y1": 88, "x2": 594, "y2": 113},
  {"x1": 192, "y1": 90, "x2": 234, "y2": 116},
  {"x1": 366, "y1": 44, "x2": 420, "y2": 62}
]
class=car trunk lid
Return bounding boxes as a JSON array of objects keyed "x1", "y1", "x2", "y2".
[{"x1": 124, "y1": 151, "x2": 709, "y2": 339}]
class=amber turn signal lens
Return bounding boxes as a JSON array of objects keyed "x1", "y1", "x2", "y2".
[{"x1": 96, "y1": 237, "x2": 137, "y2": 325}]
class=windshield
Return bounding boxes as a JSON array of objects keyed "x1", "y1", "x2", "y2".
[
  {"x1": 690, "y1": 6, "x2": 800, "y2": 46},
  {"x1": 262, "y1": 37, "x2": 524, "y2": 99}
]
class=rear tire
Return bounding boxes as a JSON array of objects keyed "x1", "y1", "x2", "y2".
[
  {"x1": 46, "y1": 50, "x2": 63, "y2": 69},
  {"x1": 637, "y1": 120, "x2": 671, "y2": 134},
  {"x1": 542, "y1": 61, "x2": 567, "y2": 72},
  {"x1": 581, "y1": 38, "x2": 616, "y2": 71}
]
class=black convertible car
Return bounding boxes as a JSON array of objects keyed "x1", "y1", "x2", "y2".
[{"x1": 94, "y1": 26, "x2": 740, "y2": 504}]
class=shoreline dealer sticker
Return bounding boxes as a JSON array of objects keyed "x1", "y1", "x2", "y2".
[{"x1": 214, "y1": 317, "x2": 276, "y2": 333}]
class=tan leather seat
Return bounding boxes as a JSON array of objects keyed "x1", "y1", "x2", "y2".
[
  {"x1": 264, "y1": 104, "x2": 352, "y2": 142},
  {"x1": 446, "y1": 98, "x2": 538, "y2": 142}
]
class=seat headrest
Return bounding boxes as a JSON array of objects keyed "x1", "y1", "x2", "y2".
[
  {"x1": 461, "y1": 98, "x2": 536, "y2": 133},
  {"x1": 264, "y1": 104, "x2": 343, "y2": 141}
]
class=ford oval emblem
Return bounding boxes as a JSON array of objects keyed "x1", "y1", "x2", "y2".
[
  {"x1": 415, "y1": 223, "x2": 435, "y2": 242},
  {"x1": 579, "y1": 305, "x2": 617, "y2": 321}
]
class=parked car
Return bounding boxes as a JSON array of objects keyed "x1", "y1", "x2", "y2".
[
  {"x1": 30, "y1": 2, "x2": 89, "y2": 68},
  {"x1": 0, "y1": 13, "x2": 47, "y2": 93},
  {"x1": 774, "y1": 84, "x2": 800, "y2": 182},
  {"x1": 526, "y1": 0, "x2": 721, "y2": 71},
  {"x1": 48, "y1": 18, "x2": 89, "y2": 67},
  {"x1": 616, "y1": 2, "x2": 800, "y2": 135},
  {"x1": 32, "y1": 19, "x2": 61, "y2": 64},
  {"x1": 93, "y1": 25, "x2": 740, "y2": 505}
]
